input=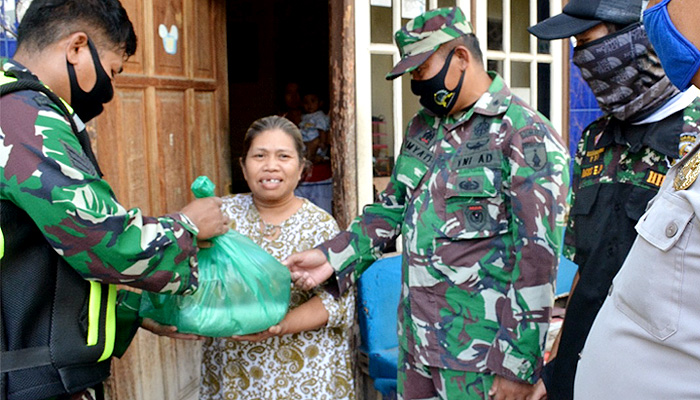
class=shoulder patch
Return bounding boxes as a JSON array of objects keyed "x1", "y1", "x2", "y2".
[
  {"x1": 521, "y1": 128, "x2": 546, "y2": 139},
  {"x1": 63, "y1": 142, "x2": 97, "y2": 176},
  {"x1": 680, "y1": 134, "x2": 697, "y2": 158},
  {"x1": 523, "y1": 142, "x2": 547, "y2": 171}
]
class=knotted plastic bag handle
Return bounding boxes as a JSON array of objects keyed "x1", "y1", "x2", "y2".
[{"x1": 191, "y1": 175, "x2": 216, "y2": 199}]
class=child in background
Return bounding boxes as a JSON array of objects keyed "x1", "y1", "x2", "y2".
[
  {"x1": 299, "y1": 90, "x2": 330, "y2": 163},
  {"x1": 295, "y1": 88, "x2": 333, "y2": 214}
]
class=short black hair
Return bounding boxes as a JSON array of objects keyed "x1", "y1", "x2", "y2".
[
  {"x1": 603, "y1": 22, "x2": 628, "y2": 35},
  {"x1": 17, "y1": 0, "x2": 137, "y2": 57},
  {"x1": 299, "y1": 84, "x2": 327, "y2": 106},
  {"x1": 442, "y1": 34, "x2": 483, "y2": 65}
]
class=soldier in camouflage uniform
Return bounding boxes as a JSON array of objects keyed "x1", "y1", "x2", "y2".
[
  {"x1": 528, "y1": 0, "x2": 700, "y2": 398},
  {"x1": 0, "y1": 1, "x2": 228, "y2": 399},
  {"x1": 286, "y1": 7, "x2": 570, "y2": 400}
]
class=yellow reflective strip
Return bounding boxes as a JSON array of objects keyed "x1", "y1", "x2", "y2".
[
  {"x1": 87, "y1": 281, "x2": 102, "y2": 346},
  {"x1": 0, "y1": 75, "x2": 18, "y2": 85},
  {"x1": 98, "y1": 284, "x2": 117, "y2": 362}
]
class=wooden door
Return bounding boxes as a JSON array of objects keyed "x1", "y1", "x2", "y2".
[{"x1": 91, "y1": 0, "x2": 230, "y2": 398}]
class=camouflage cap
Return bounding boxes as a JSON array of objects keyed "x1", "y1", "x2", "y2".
[{"x1": 386, "y1": 7, "x2": 473, "y2": 80}]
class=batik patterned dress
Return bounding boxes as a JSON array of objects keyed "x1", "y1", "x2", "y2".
[{"x1": 200, "y1": 194, "x2": 355, "y2": 400}]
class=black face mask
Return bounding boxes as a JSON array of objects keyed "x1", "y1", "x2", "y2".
[
  {"x1": 66, "y1": 38, "x2": 114, "y2": 122},
  {"x1": 411, "y1": 49, "x2": 465, "y2": 117}
]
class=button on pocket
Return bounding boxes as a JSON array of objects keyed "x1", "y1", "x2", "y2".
[
  {"x1": 665, "y1": 222, "x2": 678, "y2": 238},
  {"x1": 635, "y1": 192, "x2": 694, "y2": 251}
]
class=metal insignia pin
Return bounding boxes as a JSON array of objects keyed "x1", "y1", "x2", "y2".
[{"x1": 674, "y1": 151, "x2": 700, "y2": 191}]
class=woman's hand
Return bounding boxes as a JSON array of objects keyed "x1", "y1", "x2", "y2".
[
  {"x1": 141, "y1": 318, "x2": 206, "y2": 340},
  {"x1": 231, "y1": 296, "x2": 330, "y2": 341},
  {"x1": 232, "y1": 324, "x2": 285, "y2": 342}
]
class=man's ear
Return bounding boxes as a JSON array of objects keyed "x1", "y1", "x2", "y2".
[
  {"x1": 65, "y1": 32, "x2": 90, "y2": 65},
  {"x1": 453, "y1": 46, "x2": 471, "y2": 71}
]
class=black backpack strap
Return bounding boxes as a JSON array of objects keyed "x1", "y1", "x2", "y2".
[
  {"x1": 0, "y1": 347, "x2": 52, "y2": 373},
  {"x1": 0, "y1": 74, "x2": 104, "y2": 177}
]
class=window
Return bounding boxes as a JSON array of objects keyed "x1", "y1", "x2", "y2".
[{"x1": 476, "y1": 0, "x2": 563, "y2": 126}]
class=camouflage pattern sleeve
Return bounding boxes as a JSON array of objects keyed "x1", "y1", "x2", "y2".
[
  {"x1": 317, "y1": 120, "x2": 423, "y2": 294},
  {"x1": 0, "y1": 92, "x2": 199, "y2": 295},
  {"x1": 311, "y1": 210, "x2": 356, "y2": 330},
  {"x1": 563, "y1": 132, "x2": 586, "y2": 261},
  {"x1": 485, "y1": 121, "x2": 570, "y2": 382}
]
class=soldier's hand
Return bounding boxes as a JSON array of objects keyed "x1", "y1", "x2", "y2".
[
  {"x1": 141, "y1": 318, "x2": 206, "y2": 340},
  {"x1": 283, "y1": 249, "x2": 334, "y2": 290},
  {"x1": 180, "y1": 197, "x2": 229, "y2": 240},
  {"x1": 489, "y1": 375, "x2": 533, "y2": 400}
]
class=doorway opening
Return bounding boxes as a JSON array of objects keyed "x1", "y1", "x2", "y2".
[{"x1": 227, "y1": 0, "x2": 330, "y2": 194}]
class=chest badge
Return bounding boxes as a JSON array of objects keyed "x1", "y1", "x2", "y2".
[
  {"x1": 466, "y1": 205, "x2": 486, "y2": 230},
  {"x1": 674, "y1": 150, "x2": 700, "y2": 190}
]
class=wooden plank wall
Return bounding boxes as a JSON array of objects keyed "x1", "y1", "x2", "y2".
[{"x1": 92, "y1": 0, "x2": 229, "y2": 398}]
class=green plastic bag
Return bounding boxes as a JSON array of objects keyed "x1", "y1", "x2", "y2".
[{"x1": 139, "y1": 176, "x2": 291, "y2": 337}]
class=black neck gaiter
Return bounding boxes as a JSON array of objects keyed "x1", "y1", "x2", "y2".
[{"x1": 573, "y1": 22, "x2": 680, "y2": 122}]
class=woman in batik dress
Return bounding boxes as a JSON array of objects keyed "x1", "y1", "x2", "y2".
[{"x1": 200, "y1": 116, "x2": 355, "y2": 400}]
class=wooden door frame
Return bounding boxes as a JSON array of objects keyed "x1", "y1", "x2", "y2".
[{"x1": 329, "y1": 0, "x2": 357, "y2": 229}]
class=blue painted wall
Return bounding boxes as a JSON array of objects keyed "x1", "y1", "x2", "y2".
[
  {"x1": 0, "y1": 29, "x2": 17, "y2": 57},
  {"x1": 0, "y1": 0, "x2": 18, "y2": 58},
  {"x1": 568, "y1": 44, "x2": 602, "y2": 157},
  {"x1": 562, "y1": 44, "x2": 600, "y2": 284}
]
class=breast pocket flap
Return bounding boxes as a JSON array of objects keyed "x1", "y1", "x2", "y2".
[
  {"x1": 636, "y1": 193, "x2": 695, "y2": 252},
  {"x1": 571, "y1": 184, "x2": 600, "y2": 216}
]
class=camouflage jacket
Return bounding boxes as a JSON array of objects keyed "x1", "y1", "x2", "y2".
[
  {"x1": 319, "y1": 73, "x2": 570, "y2": 383},
  {"x1": 0, "y1": 59, "x2": 199, "y2": 295},
  {"x1": 564, "y1": 96, "x2": 700, "y2": 265}
]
